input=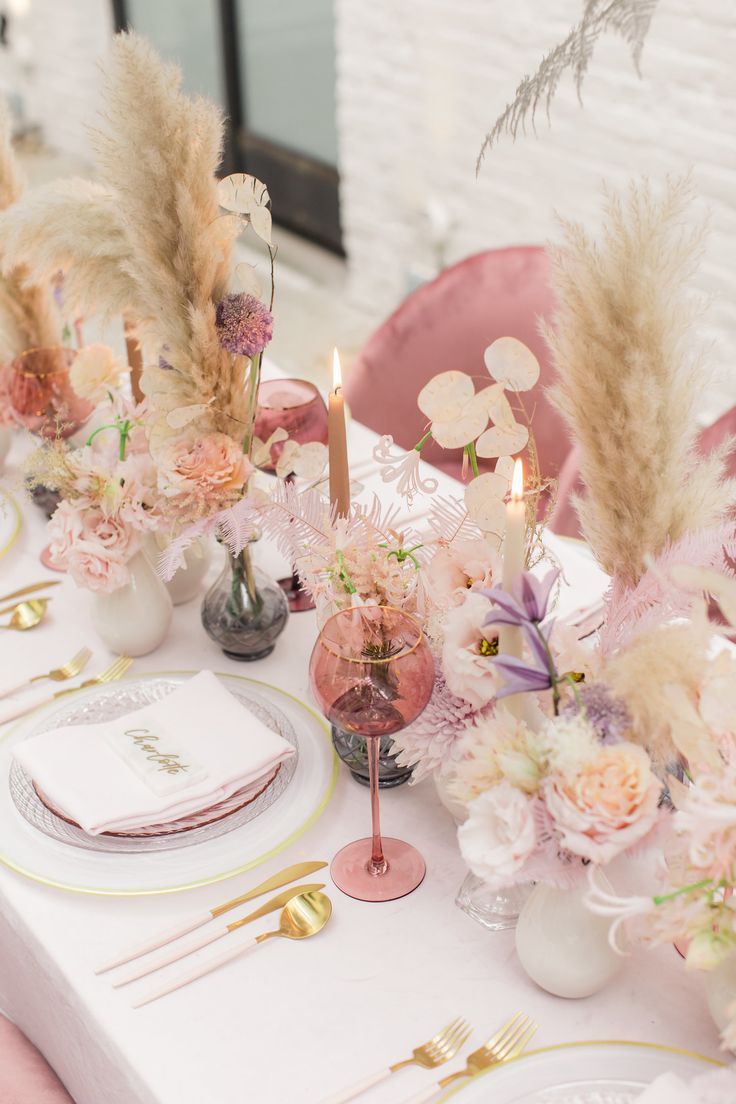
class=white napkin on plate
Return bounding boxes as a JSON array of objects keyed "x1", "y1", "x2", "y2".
[
  {"x1": 13, "y1": 671, "x2": 295, "y2": 834},
  {"x1": 636, "y1": 1068, "x2": 736, "y2": 1104}
]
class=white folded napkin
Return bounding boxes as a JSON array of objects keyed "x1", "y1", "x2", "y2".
[
  {"x1": 13, "y1": 671, "x2": 295, "y2": 834},
  {"x1": 636, "y1": 1068, "x2": 736, "y2": 1104}
]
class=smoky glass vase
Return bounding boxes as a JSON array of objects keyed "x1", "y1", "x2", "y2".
[
  {"x1": 331, "y1": 725, "x2": 412, "y2": 788},
  {"x1": 201, "y1": 543, "x2": 288, "y2": 661}
]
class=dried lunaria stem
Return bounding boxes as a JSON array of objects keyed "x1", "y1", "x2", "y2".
[
  {"x1": 0, "y1": 99, "x2": 59, "y2": 357},
  {"x1": 477, "y1": 0, "x2": 660, "y2": 168},
  {"x1": 545, "y1": 175, "x2": 736, "y2": 590}
]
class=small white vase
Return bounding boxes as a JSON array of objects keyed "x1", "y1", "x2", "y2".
[
  {"x1": 515, "y1": 875, "x2": 623, "y2": 998},
  {"x1": 91, "y1": 550, "x2": 173, "y2": 657},
  {"x1": 145, "y1": 534, "x2": 212, "y2": 606},
  {"x1": 704, "y1": 953, "x2": 736, "y2": 1050},
  {"x1": 0, "y1": 426, "x2": 11, "y2": 473}
]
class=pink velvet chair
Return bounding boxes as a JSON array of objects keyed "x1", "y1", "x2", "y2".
[
  {"x1": 549, "y1": 406, "x2": 736, "y2": 538},
  {"x1": 343, "y1": 246, "x2": 571, "y2": 483},
  {"x1": 0, "y1": 1015, "x2": 74, "y2": 1103}
]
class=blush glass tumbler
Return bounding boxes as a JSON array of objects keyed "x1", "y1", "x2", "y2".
[
  {"x1": 8, "y1": 346, "x2": 93, "y2": 439},
  {"x1": 253, "y1": 378, "x2": 329, "y2": 612},
  {"x1": 309, "y1": 606, "x2": 435, "y2": 901}
]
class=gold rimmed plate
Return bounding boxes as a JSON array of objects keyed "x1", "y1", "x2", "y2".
[
  {"x1": 0, "y1": 672, "x2": 337, "y2": 896},
  {"x1": 444, "y1": 1041, "x2": 722, "y2": 1102},
  {"x1": 0, "y1": 489, "x2": 21, "y2": 560}
]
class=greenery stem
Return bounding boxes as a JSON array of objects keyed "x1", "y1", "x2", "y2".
[{"x1": 466, "y1": 440, "x2": 480, "y2": 478}]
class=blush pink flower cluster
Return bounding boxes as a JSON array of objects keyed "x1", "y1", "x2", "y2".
[{"x1": 48, "y1": 501, "x2": 142, "y2": 593}]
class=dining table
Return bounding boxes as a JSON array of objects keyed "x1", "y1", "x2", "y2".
[{"x1": 0, "y1": 406, "x2": 723, "y2": 1104}]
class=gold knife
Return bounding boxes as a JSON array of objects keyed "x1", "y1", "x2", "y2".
[
  {"x1": 0, "y1": 581, "x2": 61, "y2": 605},
  {"x1": 111, "y1": 883, "x2": 325, "y2": 987},
  {"x1": 94, "y1": 860, "x2": 328, "y2": 974}
]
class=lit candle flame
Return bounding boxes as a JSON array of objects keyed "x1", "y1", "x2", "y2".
[
  {"x1": 511, "y1": 457, "x2": 524, "y2": 502},
  {"x1": 332, "y1": 347, "x2": 342, "y2": 391}
]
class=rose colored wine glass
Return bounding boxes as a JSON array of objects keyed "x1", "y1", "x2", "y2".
[
  {"x1": 309, "y1": 606, "x2": 435, "y2": 901},
  {"x1": 254, "y1": 378, "x2": 328, "y2": 612}
]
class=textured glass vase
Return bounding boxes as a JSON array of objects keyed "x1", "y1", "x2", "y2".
[
  {"x1": 201, "y1": 543, "x2": 288, "y2": 661},
  {"x1": 331, "y1": 725, "x2": 412, "y2": 788},
  {"x1": 455, "y1": 872, "x2": 533, "y2": 931}
]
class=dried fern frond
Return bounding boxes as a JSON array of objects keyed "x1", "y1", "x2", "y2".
[
  {"x1": 545, "y1": 175, "x2": 736, "y2": 589},
  {"x1": 478, "y1": 0, "x2": 660, "y2": 166}
]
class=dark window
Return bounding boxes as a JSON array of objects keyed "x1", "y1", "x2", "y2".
[{"x1": 112, "y1": 0, "x2": 342, "y2": 254}]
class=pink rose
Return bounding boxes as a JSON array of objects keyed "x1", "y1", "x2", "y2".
[
  {"x1": 47, "y1": 501, "x2": 83, "y2": 569},
  {"x1": 159, "y1": 433, "x2": 252, "y2": 504},
  {"x1": 458, "y1": 782, "x2": 537, "y2": 887},
  {"x1": 441, "y1": 591, "x2": 502, "y2": 709},
  {"x1": 543, "y1": 744, "x2": 662, "y2": 864},
  {"x1": 66, "y1": 508, "x2": 140, "y2": 593},
  {"x1": 426, "y1": 538, "x2": 501, "y2": 607}
]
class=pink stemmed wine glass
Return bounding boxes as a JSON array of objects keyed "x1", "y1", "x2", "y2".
[
  {"x1": 309, "y1": 606, "x2": 435, "y2": 901},
  {"x1": 254, "y1": 379, "x2": 328, "y2": 612}
]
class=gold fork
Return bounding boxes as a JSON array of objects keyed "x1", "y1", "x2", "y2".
[
  {"x1": 400, "y1": 1012, "x2": 537, "y2": 1103},
  {"x1": 0, "y1": 647, "x2": 93, "y2": 702},
  {"x1": 0, "y1": 656, "x2": 133, "y2": 726},
  {"x1": 318, "y1": 1017, "x2": 473, "y2": 1104},
  {"x1": 53, "y1": 656, "x2": 132, "y2": 699}
]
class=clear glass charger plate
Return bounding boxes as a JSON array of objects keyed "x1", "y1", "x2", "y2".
[
  {"x1": 0, "y1": 671, "x2": 337, "y2": 896},
  {"x1": 443, "y1": 1042, "x2": 722, "y2": 1102},
  {"x1": 0, "y1": 488, "x2": 21, "y2": 559}
]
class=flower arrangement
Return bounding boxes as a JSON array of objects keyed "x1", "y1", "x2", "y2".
[{"x1": 30, "y1": 393, "x2": 159, "y2": 593}]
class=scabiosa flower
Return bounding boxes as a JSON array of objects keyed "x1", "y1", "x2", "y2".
[
  {"x1": 564, "y1": 682, "x2": 632, "y2": 744},
  {"x1": 216, "y1": 293, "x2": 273, "y2": 357}
]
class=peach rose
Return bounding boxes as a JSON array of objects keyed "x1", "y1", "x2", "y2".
[
  {"x1": 159, "y1": 433, "x2": 251, "y2": 504},
  {"x1": 458, "y1": 782, "x2": 537, "y2": 887},
  {"x1": 543, "y1": 744, "x2": 662, "y2": 864}
]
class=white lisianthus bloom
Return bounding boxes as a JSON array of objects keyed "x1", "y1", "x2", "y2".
[{"x1": 458, "y1": 782, "x2": 536, "y2": 888}]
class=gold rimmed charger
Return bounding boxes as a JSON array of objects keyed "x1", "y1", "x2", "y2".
[
  {"x1": 443, "y1": 1040, "x2": 722, "y2": 1101},
  {"x1": 0, "y1": 671, "x2": 338, "y2": 897}
]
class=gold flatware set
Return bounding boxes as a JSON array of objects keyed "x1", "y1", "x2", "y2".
[
  {"x1": 320, "y1": 1012, "x2": 537, "y2": 1104},
  {"x1": 0, "y1": 579, "x2": 61, "y2": 631},
  {"x1": 96, "y1": 861, "x2": 333, "y2": 1008},
  {"x1": 0, "y1": 655, "x2": 132, "y2": 724}
]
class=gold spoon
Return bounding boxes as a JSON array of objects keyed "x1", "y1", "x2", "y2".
[
  {"x1": 133, "y1": 890, "x2": 333, "y2": 1007},
  {"x1": 0, "y1": 599, "x2": 50, "y2": 631}
]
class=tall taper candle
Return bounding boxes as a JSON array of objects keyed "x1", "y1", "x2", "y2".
[
  {"x1": 328, "y1": 348, "x2": 350, "y2": 517},
  {"x1": 499, "y1": 458, "x2": 526, "y2": 716}
]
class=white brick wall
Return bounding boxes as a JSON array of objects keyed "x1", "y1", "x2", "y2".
[
  {"x1": 4, "y1": 1, "x2": 735, "y2": 417},
  {"x1": 0, "y1": 0, "x2": 112, "y2": 163},
  {"x1": 335, "y1": 0, "x2": 736, "y2": 420}
]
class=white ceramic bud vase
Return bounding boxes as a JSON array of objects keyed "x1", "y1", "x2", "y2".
[
  {"x1": 433, "y1": 766, "x2": 468, "y2": 824},
  {"x1": 704, "y1": 952, "x2": 736, "y2": 1051},
  {"x1": 145, "y1": 534, "x2": 212, "y2": 605},
  {"x1": 91, "y1": 550, "x2": 173, "y2": 657},
  {"x1": 515, "y1": 875, "x2": 623, "y2": 998}
]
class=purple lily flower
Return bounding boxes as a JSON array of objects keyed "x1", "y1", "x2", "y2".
[
  {"x1": 491, "y1": 654, "x2": 553, "y2": 699},
  {"x1": 482, "y1": 568, "x2": 560, "y2": 630},
  {"x1": 522, "y1": 617, "x2": 555, "y2": 670}
]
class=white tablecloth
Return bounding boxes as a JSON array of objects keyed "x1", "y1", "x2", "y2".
[{"x1": 0, "y1": 421, "x2": 722, "y2": 1104}]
